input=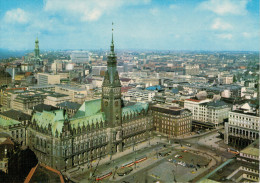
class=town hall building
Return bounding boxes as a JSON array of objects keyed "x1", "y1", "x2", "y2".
[{"x1": 27, "y1": 33, "x2": 153, "y2": 170}]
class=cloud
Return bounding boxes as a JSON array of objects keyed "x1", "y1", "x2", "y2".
[
  {"x1": 242, "y1": 32, "x2": 258, "y2": 38},
  {"x1": 211, "y1": 18, "x2": 233, "y2": 30},
  {"x1": 199, "y1": 0, "x2": 249, "y2": 15},
  {"x1": 3, "y1": 8, "x2": 29, "y2": 24},
  {"x1": 169, "y1": 4, "x2": 179, "y2": 10},
  {"x1": 149, "y1": 8, "x2": 159, "y2": 16},
  {"x1": 217, "y1": 33, "x2": 233, "y2": 40},
  {"x1": 43, "y1": 0, "x2": 151, "y2": 21},
  {"x1": 242, "y1": 32, "x2": 251, "y2": 38}
]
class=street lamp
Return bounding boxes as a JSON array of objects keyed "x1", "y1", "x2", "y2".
[
  {"x1": 113, "y1": 166, "x2": 118, "y2": 179},
  {"x1": 172, "y1": 169, "x2": 177, "y2": 183},
  {"x1": 133, "y1": 140, "x2": 135, "y2": 152}
]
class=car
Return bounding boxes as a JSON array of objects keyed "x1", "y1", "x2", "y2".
[
  {"x1": 168, "y1": 158, "x2": 172, "y2": 161},
  {"x1": 183, "y1": 150, "x2": 188, "y2": 152},
  {"x1": 175, "y1": 154, "x2": 180, "y2": 158},
  {"x1": 178, "y1": 156, "x2": 183, "y2": 159}
]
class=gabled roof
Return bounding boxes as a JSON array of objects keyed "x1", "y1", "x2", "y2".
[
  {"x1": 122, "y1": 102, "x2": 149, "y2": 117},
  {"x1": 32, "y1": 110, "x2": 65, "y2": 136},
  {"x1": 70, "y1": 112, "x2": 105, "y2": 129},
  {"x1": 1, "y1": 137, "x2": 14, "y2": 145},
  {"x1": 24, "y1": 163, "x2": 64, "y2": 183},
  {"x1": 73, "y1": 99, "x2": 101, "y2": 118}
]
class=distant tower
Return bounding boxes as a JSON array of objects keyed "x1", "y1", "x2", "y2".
[{"x1": 34, "y1": 37, "x2": 40, "y2": 58}]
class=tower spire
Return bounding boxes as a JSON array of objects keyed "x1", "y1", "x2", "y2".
[{"x1": 110, "y1": 22, "x2": 114, "y2": 54}]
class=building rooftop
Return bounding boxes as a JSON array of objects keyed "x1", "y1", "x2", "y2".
[
  {"x1": 24, "y1": 163, "x2": 64, "y2": 183},
  {"x1": 57, "y1": 101, "x2": 81, "y2": 110},
  {"x1": 0, "y1": 109, "x2": 31, "y2": 121},
  {"x1": 31, "y1": 104, "x2": 59, "y2": 112},
  {"x1": 152, "y1": 104, "x2": 191, "y2": 116},
  {"x1": 0, "y1": 115, "x2": 21, "y2": 127},
  {"x1": 231, "y1": 110, "x2": 258, "y2": 117},
  {"x1": 240, "y1": 139, "x2": 259, "y2": 157},
  {"x1": 55, "y1": 84, "x2": 86, "y2": 91},
  {"x1": 48, "y1": 93, "x2": 69, "y2": 98},
  {"x1": 205, "y1": 100, "x2": 228, "y2": 108},
  {"x1": 186, "y1": 98, "x2": 202, "y2": 102}
]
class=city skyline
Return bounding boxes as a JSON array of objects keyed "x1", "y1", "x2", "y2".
[{"x1": 0, "y1": 0, "x2": 259, "y2": 51}]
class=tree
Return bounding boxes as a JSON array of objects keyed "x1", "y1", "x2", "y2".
[{"x1": 7, "y1": 148, "x2": 38, "y2": 182}]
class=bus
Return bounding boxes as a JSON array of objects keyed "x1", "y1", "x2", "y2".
[
  {"x1": 96, "y1": 171, "x2": 112, "y2": 181},
  {"x1": 121, "y1": 161, "x2": 135, "y2": 168},
  {"x1": 135, "y1": 155, "x2": 147, "y2": 164},
  {"x1": 227, "y1": 148, "x2": 239, "y2": 155}
]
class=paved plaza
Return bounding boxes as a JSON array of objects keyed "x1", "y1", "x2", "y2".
[{"x1": 63, "y1": 129, "x2": 236, "y2": 183}]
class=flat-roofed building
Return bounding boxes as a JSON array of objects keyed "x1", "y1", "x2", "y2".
[
  {"x1": 38, "y1": 73, "x2": 60, "y2": 85},
  {"x1": 152, "y1": 104, "x2": 192, "y2": 137},
  {"x1": 127, "y1": 88, "x2": 156, "y2": 102},
  {"x1": 44, "y1": 93, "x2": 70, "y2": 107},
  {"x1": 184, "y1": 99, "x2": 230, "y2": 127},
  {"x1": 12, "y1": 93, "x2": 45, "y2": 113},
  {"x1": 55, "y1": 85, "x2": 87, "y2": 102}
]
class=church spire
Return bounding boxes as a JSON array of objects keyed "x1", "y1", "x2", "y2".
[{"x1": 34, "y1": 36, "x2": 40, "y2": 58}]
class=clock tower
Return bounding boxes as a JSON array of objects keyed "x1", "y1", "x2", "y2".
[
  {"x1": 102, "y1": 26, "x2": 122, "y2": 127},
  {"x1": 102, "y1": 24, "x2": 123, "y2": 154}
]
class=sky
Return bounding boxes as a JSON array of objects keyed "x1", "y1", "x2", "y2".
[{"x1": 0, "y1": 0, "x2": 259, "y2": 51}]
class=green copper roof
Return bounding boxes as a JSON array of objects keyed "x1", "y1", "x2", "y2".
[
  {"x1": 74, "y1": 99, "x2": 101, "y2": 118},
  {"x1": 32, "y1": 99, "x2": 149, "y2": 135},
  {"x1": 70, "y1": 112, "x2": 105, "y2": 129},
  {"x1": 0, "y1": 116, "x2": 21, "y2": 127},
  {"x1": 32, "y1": 110, "x2": 65, "y2": 136},
  {"x1": 122, "y1": 102, "x2": 149, "y2": 117}
]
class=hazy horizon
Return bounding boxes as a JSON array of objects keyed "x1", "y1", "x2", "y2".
[{"x1": 0, "y1": 0, "x2": 259, "y2": 51}]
